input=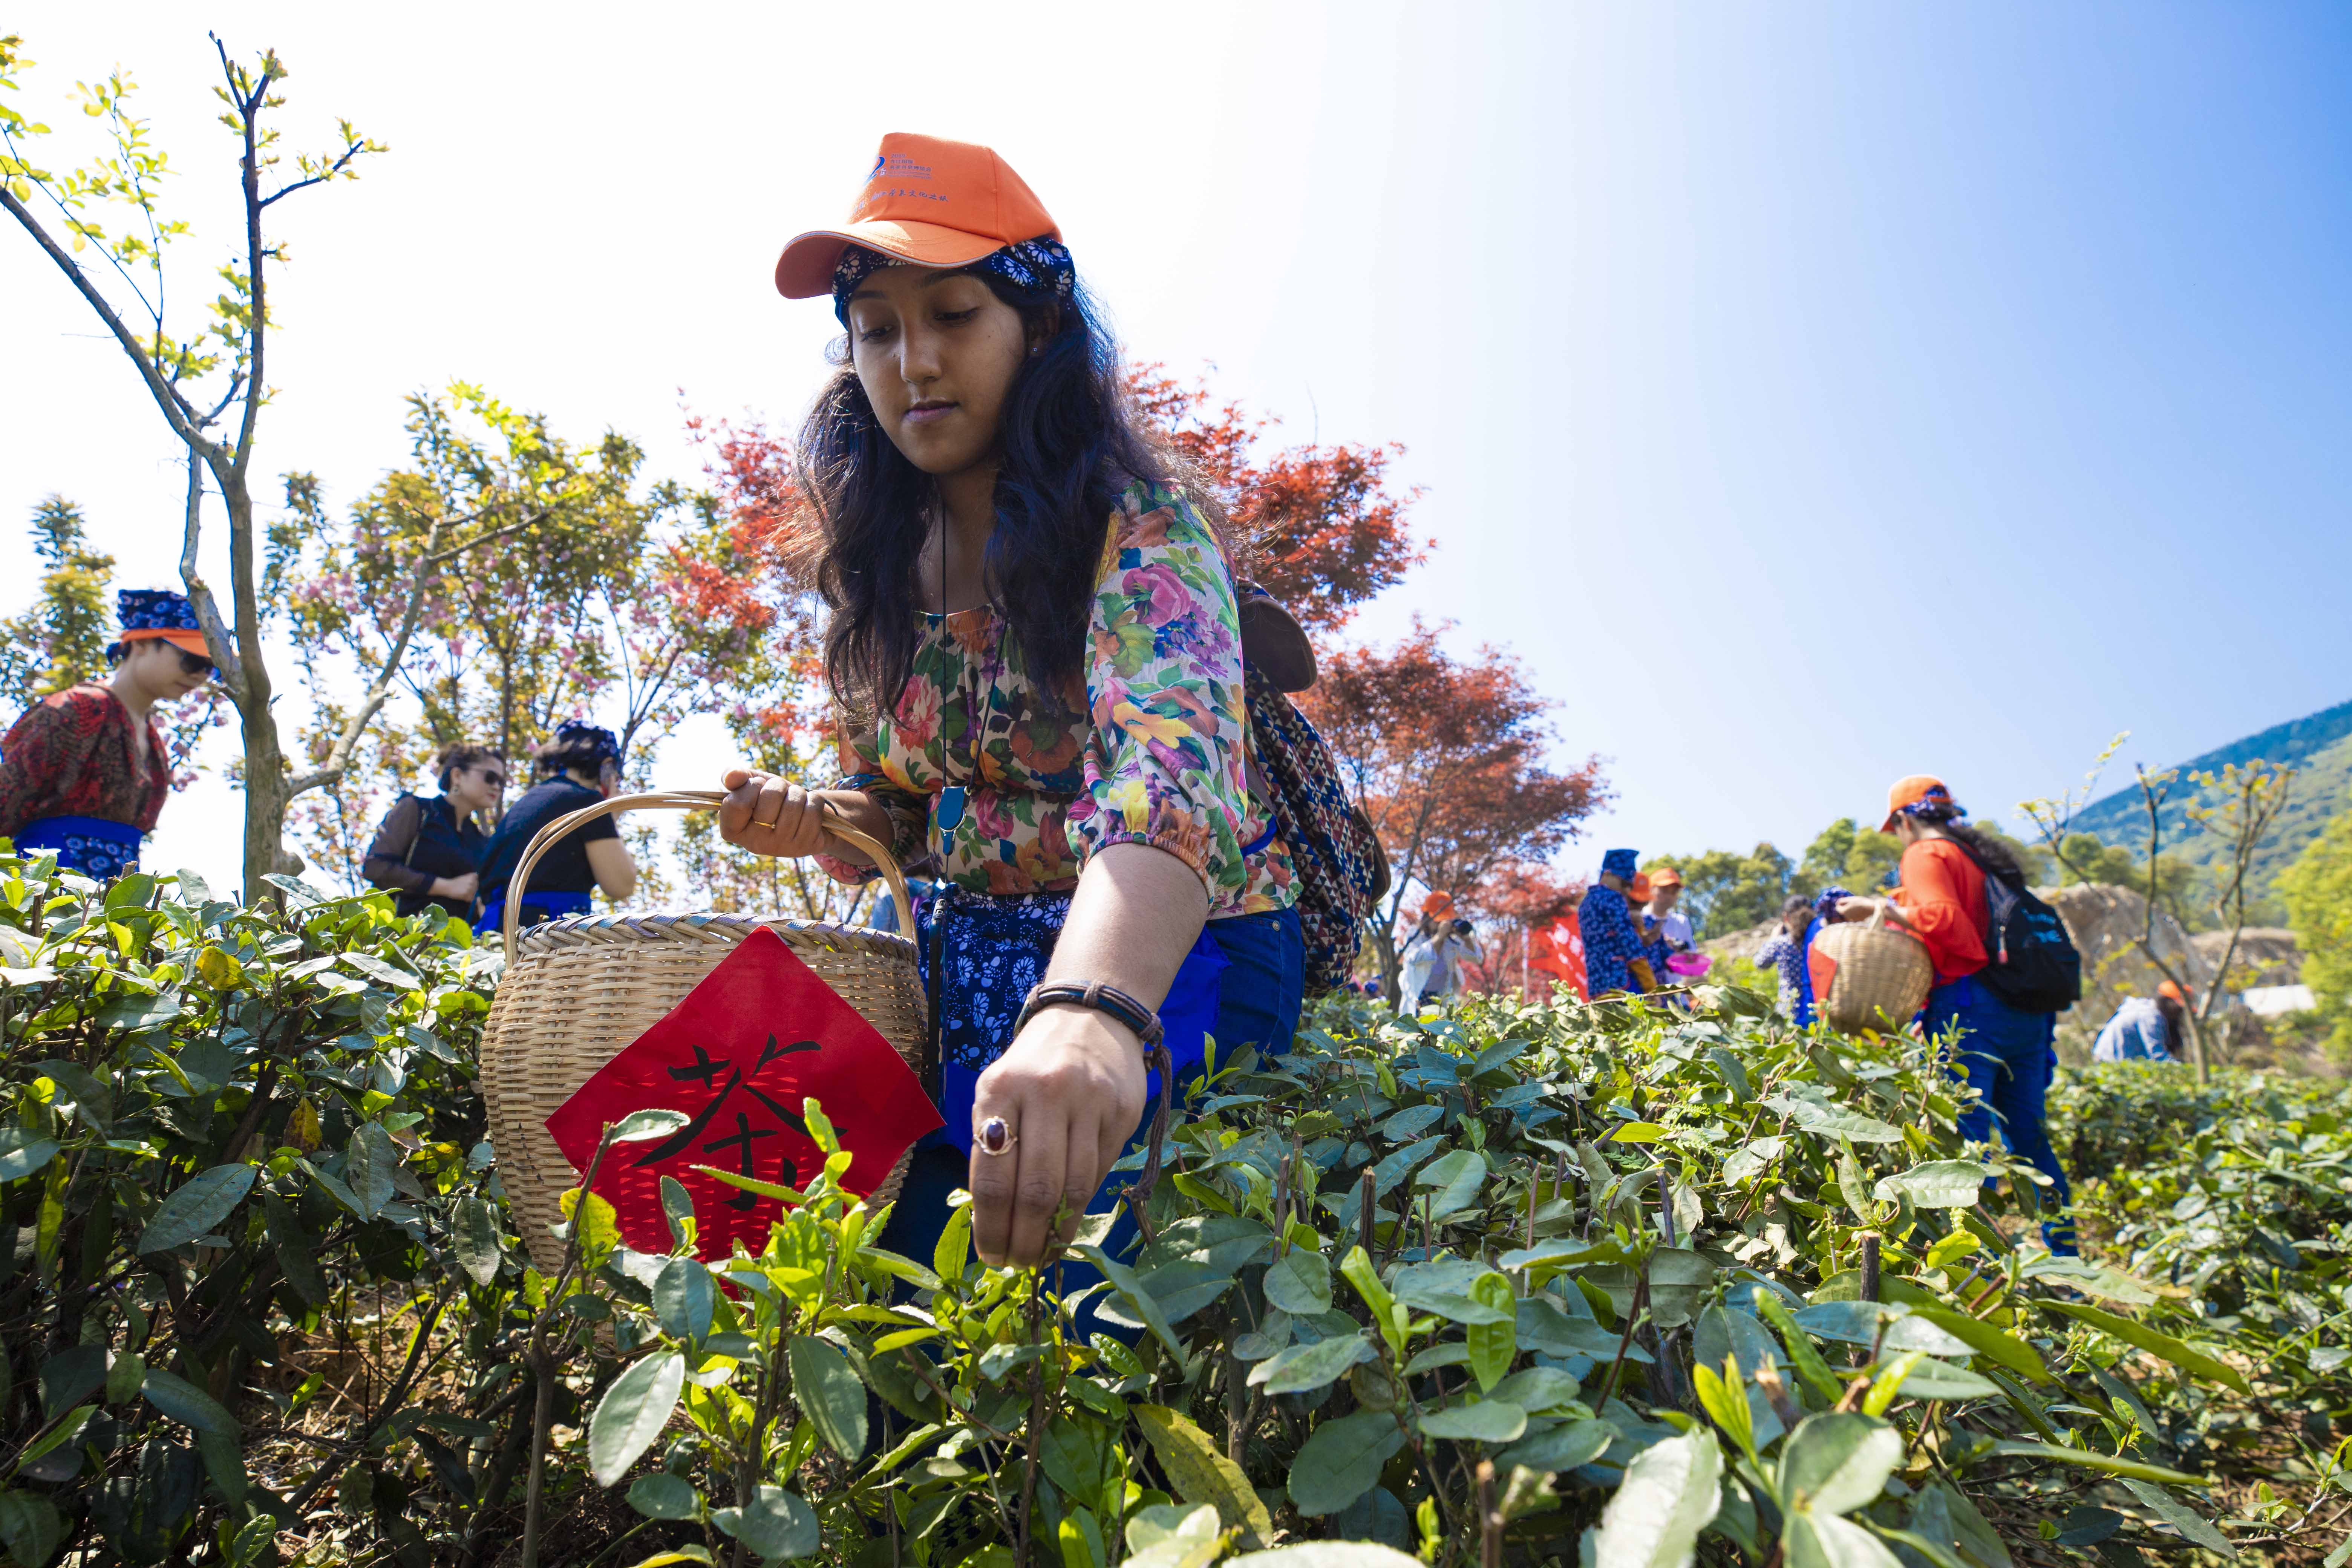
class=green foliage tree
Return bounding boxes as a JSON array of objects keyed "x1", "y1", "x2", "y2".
[
  {"x1": 282, "y1": 390, "x2": 816, "y2": 894},
  {"x1": 1652, "y1": 842, "x2": 1791, "y2": 936},
  {"x1": 2280, "y1": 798, "x2": 2352, "y2": 1060},
  {"x1": 1789, "y1": 818, "x2": 1902, "y2": 901},
  {"x1": 1, "y1": 495, "x2": 115, "y2": 704}
]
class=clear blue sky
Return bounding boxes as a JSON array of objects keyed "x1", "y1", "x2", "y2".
[{"x1": 5, "y1": 3, "x2": 2350, "y2": 893}]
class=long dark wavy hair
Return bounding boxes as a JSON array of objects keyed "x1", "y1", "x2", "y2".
[
  {"x1": 795, "y1": 254, "x2": 1188, "y2": 714},
  {"x1": 1908, "y1": 801, "x2": 2026, "y2": 882}
]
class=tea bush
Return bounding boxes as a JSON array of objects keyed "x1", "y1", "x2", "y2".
[{"x1": 1, "y1": 844, "x2": 2341, "y2": 1567}]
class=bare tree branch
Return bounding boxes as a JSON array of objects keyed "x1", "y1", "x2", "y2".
[{"x1": 0, "y1": 184, "x2": 214, "y2": 455}]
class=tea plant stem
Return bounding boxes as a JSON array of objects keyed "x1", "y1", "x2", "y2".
[
  {"x1": 1358, "y1": 1168, "x2": 1377, "y2": 1259},
  {"x1": 1597, "y1": 1277, "x2": 1650, "y2": 1409},
  {"x1": 1017, "y1": 1287, "x2": 1047, "y2": 1565},
  {"x1": 1476, "y1": 1457, "x2": 1501, "y2": 1568},
  {"x1": 521, "y1": 1122, "x2": 620, "y2": 1568}
]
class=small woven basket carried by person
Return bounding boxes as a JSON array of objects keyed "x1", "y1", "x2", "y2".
[
  {"x1": 477, "y1": 790, "x2": 925, "y2": 1273},
  {"x1": 1811, "y1": 905, "x2": 1933, "y2": 1034}
]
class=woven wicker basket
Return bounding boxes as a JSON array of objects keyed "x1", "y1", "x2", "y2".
[
  {"x1": 477, "y1": 790, "x2": 924, "y2": 1273},
  {"x1": 1812, "y1": 905, "x2": 1933, "y2": 1034}
]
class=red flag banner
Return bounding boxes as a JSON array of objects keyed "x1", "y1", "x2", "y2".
[
  {"x1": 1528, "y1": 913, "x2": 1588, "y2": 1001},
  {"x1": 545, "y1": 926, "x2": 943, "y2": 1261}
]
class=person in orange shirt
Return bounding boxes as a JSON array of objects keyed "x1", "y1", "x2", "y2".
[{"x1": 1841, "y1": 775, "x2": 2074, "y2": 1254}]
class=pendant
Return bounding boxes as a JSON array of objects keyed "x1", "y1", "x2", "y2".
[{"x1": 936, "y1": 785, "x2": 967, "y2": 837}]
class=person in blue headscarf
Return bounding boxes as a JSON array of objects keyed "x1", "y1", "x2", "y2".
[
  {"x1": 0, "y1": 589, "x2": 215, "y2": 879},
  {"x1": 1755, "y1": 885, "x2": 1850, "y2": 1026},
  {"x1": 1577, "y1": 848, "x2": 1657, "y2": 997},
  {"x1": 473, "y1": 722, "x2": 638, "y2": 932}
]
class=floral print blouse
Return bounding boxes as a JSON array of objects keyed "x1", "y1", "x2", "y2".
[
  {"x1": 818, "y1": 481, "x2": 1294, "y2": 918},
  {"x1": 0, "y1": 684, "x2": 171, "y2": 839}
]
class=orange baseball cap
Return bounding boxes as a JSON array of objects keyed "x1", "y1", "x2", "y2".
[
  {"x1": 1881, "y1": 774, "x2": 1958, "y2": 833},
  {"x1": 1629, "y1": 874, "x2": 1654, "y2": 902},
  {"x1": 2157, "y1": 979, "x2": 2188, "y2": 1004},
  {"x1": 1421, "y1": 891, "x2": 1456, "y2": 918},
  {"x1": 1650, "y1": 866, "x2": 1683, "y2": 890},
  {"x1": 775, "y1": 133, "x2": 1061, "y2": 300}
]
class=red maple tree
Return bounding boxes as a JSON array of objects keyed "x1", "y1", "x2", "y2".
[
  {"x1": 1127, "y1": 367, "x2": 1429, "y2": 632},
  {"x1": 1302, "y1": 620, "x2": 1609, "y2": 994}
]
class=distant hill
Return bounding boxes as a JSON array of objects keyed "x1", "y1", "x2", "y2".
[{"x1": 2067, "y1": 697, "x2": 2352, "y2": 895}]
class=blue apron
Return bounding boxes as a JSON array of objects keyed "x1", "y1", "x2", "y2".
[{"x1": 14, "y1": 816, "x2": 143, "y2": 882}]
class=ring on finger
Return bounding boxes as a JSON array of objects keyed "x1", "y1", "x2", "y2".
[
  {"x1": 753, "y1": 816, "x2": 779, "y2": 830},
  {"x1": 977, "y1": 1115, "x2": 1017, "y2": 1156}
]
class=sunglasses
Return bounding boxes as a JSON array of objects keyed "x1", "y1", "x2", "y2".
[
  {"x1": 176, "y1": 649, "x2": 217, "y2": 678},
  {"x1": 472, "y1": 768, "x2": 508, "y2": 790}
]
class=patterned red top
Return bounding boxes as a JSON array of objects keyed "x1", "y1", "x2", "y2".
[{"x1": 0, "y1": 685, "x2": 172, "y2": 839}]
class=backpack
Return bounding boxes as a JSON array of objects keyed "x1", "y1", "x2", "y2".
[
  {"x1": 1949, "y1": 839, "x2": 2081, "y2": 1014},
  {"x1": 1242, "y1": 663, "x2": 1389, "y2": 995}
]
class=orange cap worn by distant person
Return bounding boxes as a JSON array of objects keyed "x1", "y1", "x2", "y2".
[
  {"x1": 2157, "y1": 979, "x2": 2188, "y2": 1004},
  {"x1": 1629, "y1": 874, "x2": 1654, "y2": 903},
  {"x1": 1421, "y1": 891, "x2": 1456, "y2": 920},
  {"x1": 775, "y1": 133, "x2": 1061, "y2": 299},
  {"x1": 1651, "y1": 866, "x2": 1684, "y2": 890},
  {"x1": 1881, "y1": 774, "x2": 1960, "y2": 833}
]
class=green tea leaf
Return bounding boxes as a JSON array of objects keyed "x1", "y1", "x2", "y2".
[
  {"x1": 2041, "y1": 1301, "x2": 2251, "y2": 1396},
  {"x1": 715, "y1": 1485, "x2": 818, "y2": 1559},
  {"x1": 1417, "y1": 1398, "x2": 1525, "y2": 1444},
  {"x1": 1248, "y1": 1332, "x2": 1373, "y2": 1395},
  {"x1": 628, "y1": 1472, "x2": 702, "y2": 1521},
  {"x1": 1136, "y1": 1403, "x2": 1274, "y2": 1544},
  {"x1": 1263, "y1": 1246, "x2": 1333, "y2": 1317},
  {"x1": 655, "y1": 1257, "x2": 715, "y2": 1341},
  {"x1": 788, "y1": 1334, "x2": 868, "y2": 1460},
  {"x1": 1871, "y1": 1160, "x2": 1989, "y2": 1209},
  {"x1": 454, "y1": 1197, "x2": 502, "y2": 1286},
  {"x1": 346, "y1": 1124, "x2": 397, "y2": 1222},
  {"x1": 141, "y1": 1366, "x2": 237, "y2": 1435},
  {"x1": 1465, "y1": 1271, "x2": 1517, "y2": 1392},
  {"x1": 1988, "y1": 1442, "x2": 2210, "y2": 1487},
  {"x1": 1289, "y1": 1409, "x2": 1407, "y2": 1517},
  {"x1": 1778, "y1": 1413, "x2": 1903, "y2": 1516},
  {"x1": 1591, "y1": 1428, "x2": 1722, "y2": 1568},
  {"x1": 589, "y1": 1351, "x2": 686, "y2": 1487},
  {"x1": 1496, "y1": 1417, "x2": 1615, "y2": 1474},
  {"x1": 1414, "y1": 1148, "x2": 1487, "y2": 1217},
  {"x1": 135, "y1": 1163, "x2": 254, "y2": 1254}
]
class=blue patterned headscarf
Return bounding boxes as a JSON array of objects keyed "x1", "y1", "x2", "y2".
[
  {"x1": 552, "y1": 721, "x2": 620, "y2": 764},
  {"x1": 1813, "y1": 885, "x2": 1852, "y2": 919},
  {"x1": 830, "y1": 237, "x2": 1076, "y2": 326},
  {"x1": 106, "y1": 588, "x2": 203, "y2": 660},
  {"x1": 1601, "y1": 848, "x2": 1639, "y2": 882}
]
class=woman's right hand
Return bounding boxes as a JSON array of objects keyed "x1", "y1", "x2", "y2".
[
  {"x1": 432, "y1": 872, "x2": 479, "y2": 900},
  {"x1": 718, "y1": 769, "x2": 831, "y2": 858}
]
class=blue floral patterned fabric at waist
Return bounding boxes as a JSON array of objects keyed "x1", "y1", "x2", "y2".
[
  {"x1": 914, "y1": 884, "x2": 1227, "y2": 1154},
  {"x1": 14, "y1": 815, "x2": 142, "y2": 882}
]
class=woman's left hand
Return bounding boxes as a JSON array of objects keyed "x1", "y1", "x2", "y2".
[{"x1": 966, "y1": 1004, "x2": 1148, "y2": 1268}]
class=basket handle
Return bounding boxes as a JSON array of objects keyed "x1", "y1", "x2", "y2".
[
  {"x1": 502, "y1": 788, "x2": 917, "y2": 963},
  {"x1": 1863, "y1": 901, "x2": 1923, "y2": 939}
]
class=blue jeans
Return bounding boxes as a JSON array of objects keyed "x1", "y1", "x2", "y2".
[
  {"x1": 878, "y1": 905, "x2": 1305, "y2": 1334},
  {"x1": 1928, "y1": 975, "x2": 2075, "y2": 1254}
]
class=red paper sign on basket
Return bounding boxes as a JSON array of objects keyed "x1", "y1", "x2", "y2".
[{"x1": 544, "y1": 926, "x2": 942, "y2": 1261}]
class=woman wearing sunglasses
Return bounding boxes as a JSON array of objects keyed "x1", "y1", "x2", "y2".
[
  {"x1": 361, "y1": 743, "x2": 506, "y2": 921},
  {"x1": 0, "y1": 588, "x2": 215, "y2": 880}
]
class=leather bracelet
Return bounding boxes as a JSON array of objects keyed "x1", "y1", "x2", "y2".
[{"x1": 1015, "y1": 980, "x2": 1165, "y2": 1047}]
